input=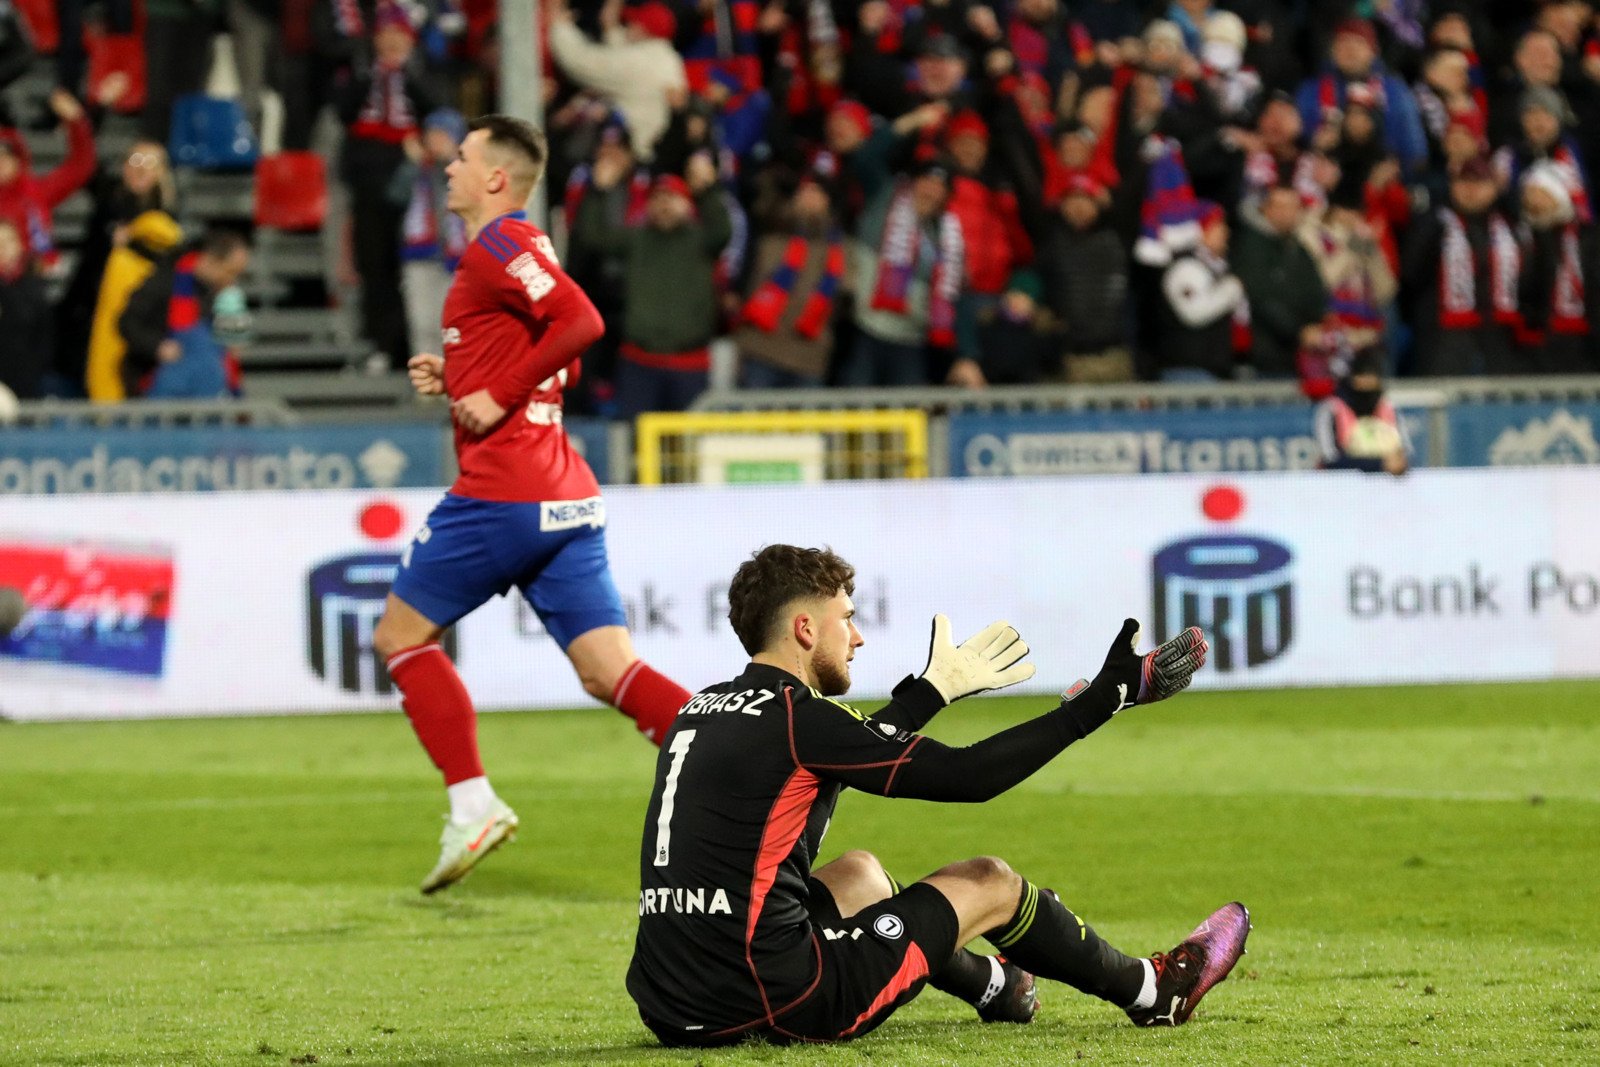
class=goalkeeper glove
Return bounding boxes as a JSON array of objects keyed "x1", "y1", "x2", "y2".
[
  {"x1": 1064, "y1": 618, "x2": 1209, "y2": 718},
  {"x1": 919, "y1": 614, "x2": 1036, "y2": 704}
]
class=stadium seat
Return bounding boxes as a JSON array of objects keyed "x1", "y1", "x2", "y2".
[
  {"x1": 169, "y1": 95, "x2": 259, "y2": 171},
  {"x1": 86, "y1": 30, "x2": 147, "y2": 114},
  {"x1": 254, "y1": 152, "x2": 328, "y2": 231},
  {"x1": 13, "y1": 0, "x2": 58, "y2": 53}
]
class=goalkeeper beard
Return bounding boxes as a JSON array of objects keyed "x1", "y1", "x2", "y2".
[{"x1": 813, "y1": 644, "x2": 853, "y2": 696}]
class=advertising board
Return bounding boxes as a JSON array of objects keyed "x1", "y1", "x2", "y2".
[{"x1": 4, "y1": 469, "x2": 1596, "y2": 720}]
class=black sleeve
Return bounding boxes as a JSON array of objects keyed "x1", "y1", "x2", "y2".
[
  {"x1": 789, "y1": 687, "x2": 1121, "y2": 802},
  {"x1": 866, "y1": 675, "x2": 946, "y2": 733},
  {"x1": 119, "y1": 271, "x2": 172, "y2": 368}
]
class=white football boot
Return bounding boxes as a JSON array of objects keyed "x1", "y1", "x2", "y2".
[{"x1": 420, "y1": 798, "x2": 519, "y2": 894}]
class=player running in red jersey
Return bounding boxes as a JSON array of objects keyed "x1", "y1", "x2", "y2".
[{"x1": 372, "y1": 115, "x2": 693, "y2": 893}]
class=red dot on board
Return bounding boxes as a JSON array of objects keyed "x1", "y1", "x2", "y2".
[
  {"x1": 359, "y1": 501, "x2": 405, "y2": 541},
  {"x1": 1201, "y1": 485, "x2": 1244, "y2": 522}
]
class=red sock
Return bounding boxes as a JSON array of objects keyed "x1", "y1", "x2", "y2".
[
  {"x1": 386, "y1": 643, "x2": 485, "y2": 785},
  {"x1": 611, "y1": 660, "x2": 690, "y2": 746}
]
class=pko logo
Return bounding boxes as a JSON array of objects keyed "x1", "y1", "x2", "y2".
[
  {"x1": 1150, "y1": 486, "x2": 1294, "y2": 673},
  {"x1": 305, "y1": 502, "x2": 456, "y2": 695}
]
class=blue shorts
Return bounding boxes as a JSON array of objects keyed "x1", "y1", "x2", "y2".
[{"x1": 392, "y1": 493, "x2": 626, "y2": 649}]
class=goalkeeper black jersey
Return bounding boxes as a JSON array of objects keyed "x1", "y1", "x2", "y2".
[
  {"x1": 625, "y1": 663, "x2": 947, "y2": 1036},
  {"x1": 625, "y1": 656, "x2": 1121, "y2": 1037}
]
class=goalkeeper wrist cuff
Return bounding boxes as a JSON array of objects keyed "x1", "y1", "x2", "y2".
[
  {"x1": 1052, "y1": 679, "x2": 1121, "y2": 739},
  {"x1": 890, "y1": 674, "x2": 948, "y2": 728}
]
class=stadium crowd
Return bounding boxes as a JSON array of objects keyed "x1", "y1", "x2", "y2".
[{"x1": 0, "y1": 0, "x2": 1597, "y2": 417}]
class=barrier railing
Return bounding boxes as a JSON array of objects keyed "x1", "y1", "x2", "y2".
[{"x1": 10, "y1": 398, "x2": 300, "y2": 428}]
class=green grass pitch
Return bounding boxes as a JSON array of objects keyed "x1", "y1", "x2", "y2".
[{"x1": 2, "y1": 682, "x2": 1597, "y2": 1066}]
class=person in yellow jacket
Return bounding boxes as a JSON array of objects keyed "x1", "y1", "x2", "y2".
[{"x1": 85, "y1": 209, "x2": 182, "y2": 402}]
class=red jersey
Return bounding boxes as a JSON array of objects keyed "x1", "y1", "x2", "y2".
[{"x1": 441, "y1": 210, "x2": 605, "y2": 503}]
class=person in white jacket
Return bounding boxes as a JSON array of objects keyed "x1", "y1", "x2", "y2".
[{"x1": 548, "y1": 0, "x2": 687, "y2": 162}]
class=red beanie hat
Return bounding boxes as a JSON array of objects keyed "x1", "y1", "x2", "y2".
[
  {"x1": 945, "y1": 110, "x2": 989, "y2": 145},
  {"x1": 623, "y1": 2, "x2": 677, "y2": 42}
]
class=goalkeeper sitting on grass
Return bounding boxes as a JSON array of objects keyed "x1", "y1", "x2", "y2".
[{"x1": 626, "y1": 544, "x2": 1249, "y2": 1047}]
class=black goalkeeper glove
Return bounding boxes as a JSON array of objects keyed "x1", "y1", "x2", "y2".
[{"x1": 1061, "y1": 619, "x2": 1209, "y2": 727}]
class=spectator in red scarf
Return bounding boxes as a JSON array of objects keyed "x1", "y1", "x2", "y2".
[
  {"x1": 1401, "y1": 154, "x2": 1521, "y2": 376},
  {"x1": 336, "y1": 2, "x2": 439, "y2": 369},
  {"x1": 841, "y1": 102, "x2": 965, "y2": 386},
  {"x1": 734, "y1": 168, "x2": 847, "y2": 389},
  {"x1": 0, "y1": 90, "x2": 95, "y2": 276},
  {"x1": 1226, "y1": 91, "x2": 1304, "y2": 207},
  {"x1": 942, "y1": 110, "x2": 1033, "y2": 351},
  {"x1": 1414, "y1": 47, "x2": 1487, "y2": 167},
  {"x1": 1516, "y1": 163, "x2": 1597, "y2": 373}
]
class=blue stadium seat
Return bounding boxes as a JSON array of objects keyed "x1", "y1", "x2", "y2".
[{"x1": 168, "y1": 95, "x2": 259, "y2": 171}]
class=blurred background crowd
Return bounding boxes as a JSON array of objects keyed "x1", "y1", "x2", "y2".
[{"x1": 0, "y1": 0, "x2": 1596, "y2": 420}]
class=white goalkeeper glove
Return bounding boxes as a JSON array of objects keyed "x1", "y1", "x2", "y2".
[{"x1": 919, "y1": 614, "x2": 1036, "y2": 704}]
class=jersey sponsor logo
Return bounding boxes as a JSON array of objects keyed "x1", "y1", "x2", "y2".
[
  {"x1": 638, "y1": 886, "x2": 734, "y2": 917},
  {"x1": 872, "y1": 914, "x2": 905, "y2": 940},
  {"x1": 822, "y1": 926, "x2": 864, "y2": 941},
  {"x1": 506, "y1": 251, "x2": 556, "y2": 302},
  {"x1": 441, "y1": 327, "x2": 462, "y2": 346},
  {"x1": 539, "y1": 496, "x2": 605, "y2": 532},
  {"x1": 679, "y1": 687, "x2": 777, "y2": 717}
]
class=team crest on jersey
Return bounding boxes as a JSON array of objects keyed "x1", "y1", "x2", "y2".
[
  {"x1": 441, "y1": 327, "x2": 461, "y2": 346},
  {"x1": 863, "y1": 718, "x2": 913, "y2": 744}
]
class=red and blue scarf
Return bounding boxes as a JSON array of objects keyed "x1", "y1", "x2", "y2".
[
  {"x1": 742, "y1": 232, "x2": 844, "y2": 339},
  {"x1": 869, "y1": 185, "x2": 963, "y2": 348}
]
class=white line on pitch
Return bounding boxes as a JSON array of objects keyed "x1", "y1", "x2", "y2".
[
  {"x1": 1, "y1": 786, "x2": 607, "y2": 819},
  {"x1": 1024, "y1": 782, "x2": 1600, "y2": 803}
]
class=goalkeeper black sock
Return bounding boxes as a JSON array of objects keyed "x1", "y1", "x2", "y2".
[
  {"x1": 987, "y1": 880, "x2": 1146, "y2": 1006},
  {"x1": 884, "y1": 871, "x2": 995, "y2": 1005},
  {"x1": 929, "y1": 946, "x2": 1000, "y2": 1004}
]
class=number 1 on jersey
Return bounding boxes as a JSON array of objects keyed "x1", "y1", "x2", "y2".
[{"x1": 652, "y1": 729, "x2": 697, "y2": 868}]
